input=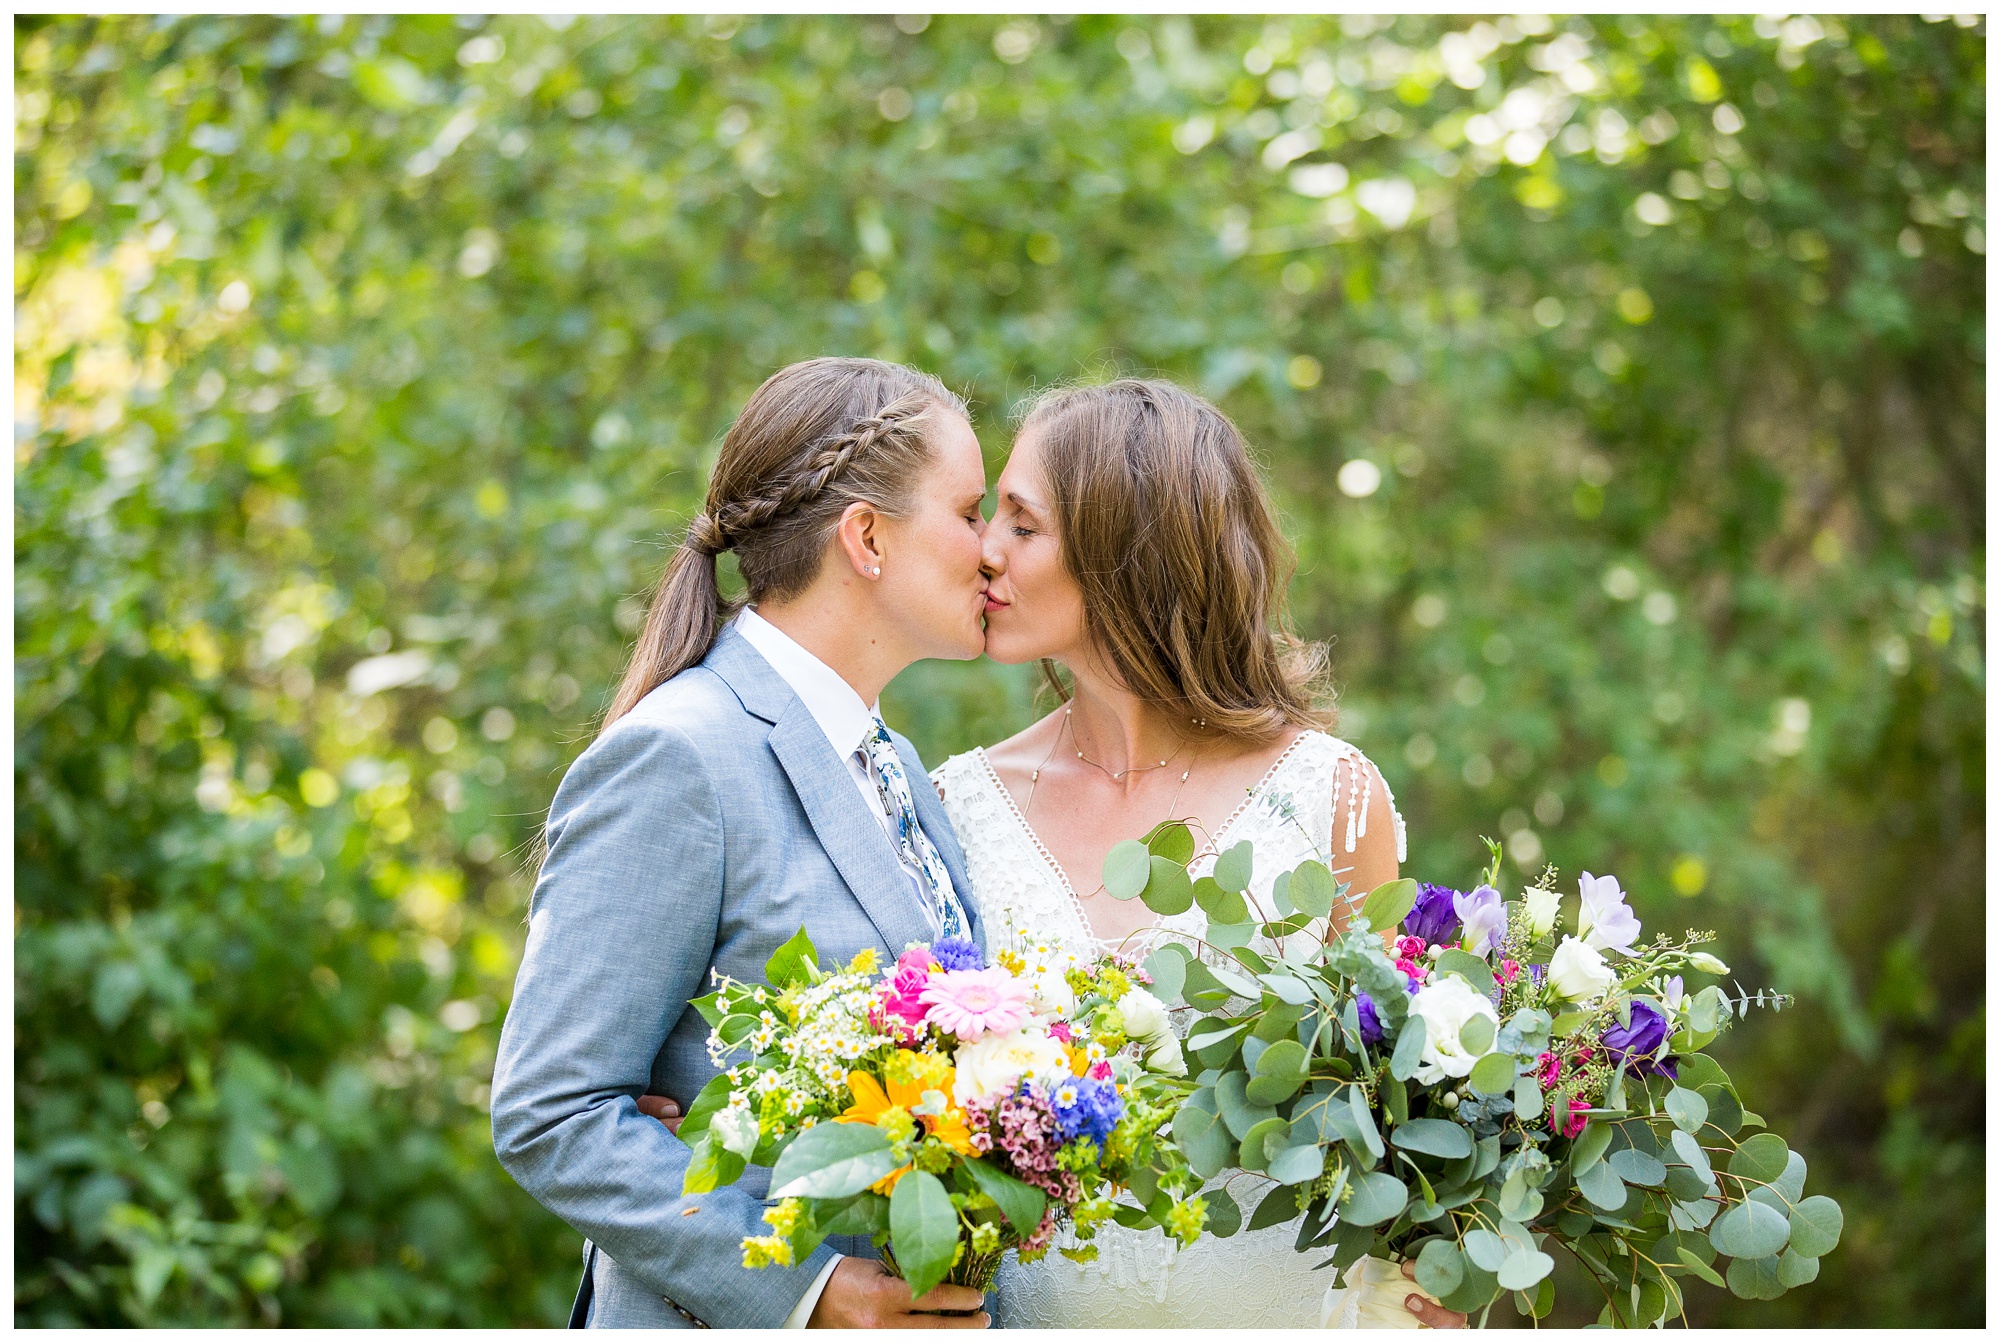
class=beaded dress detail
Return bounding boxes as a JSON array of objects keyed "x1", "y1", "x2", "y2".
[{"x1": 932, "y1": 731, "x2": 1406, "y2": 1328}]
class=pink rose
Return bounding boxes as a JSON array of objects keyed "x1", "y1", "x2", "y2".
[{"x1": 1395, "y1": 935, "x2": 1427, "y2": 960}]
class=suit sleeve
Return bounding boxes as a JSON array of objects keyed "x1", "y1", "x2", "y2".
[{"x1": 489, "y1": 716, "x2": 836, "y2": 1327}]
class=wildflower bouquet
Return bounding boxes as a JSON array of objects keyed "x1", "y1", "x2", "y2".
[
  {"x1": 1102, "y1": 824, "x2": 1845, "y2": 1327},
  {"x1": 677, "y1": 929, "x2": 1198, "y2": 1301}
]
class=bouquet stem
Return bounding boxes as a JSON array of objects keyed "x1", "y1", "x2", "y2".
[{"x1": 879, "y1": 1243, "x2": 1004, "y2": 1315}]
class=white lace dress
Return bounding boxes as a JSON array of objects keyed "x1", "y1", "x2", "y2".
[{"x1": 932, "y1": 731, "x2": 1407, "y2": 1329}]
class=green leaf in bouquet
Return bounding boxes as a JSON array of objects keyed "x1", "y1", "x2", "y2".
[
  {"x1": 1664, "y1": 1086, "x2": 1709, "y2": 1134},
  {"x1": 1357, "y1": 876, "x2": 1416, "y2": 931},
  {"x1": 1268, "y1": 1139, "x2": 1326, "y2": 1186},
  {"x1": 1231, "y1": 945, "x2": 1273, "y2": 974},
  {"x1": 1390, "y1": 1117, "x2": 1473, "y2": 1160},
  {"x1": 1122, "y1": 1164, "x2": 1160, "y2": 1208},
  {"x1": 817, "y1": 1191, "x2": 891, "y2": 1239},
  {"x1": 1671, "y1": 1053, "x2": 1727, "y2": 1092},
  {"x1": 1727, "y1": 1133, "x2": 1789, "y2": 1187},
  {"x1": 1578, "y1": 1161, "x2": 1628, "y2": 1210},
  {"x1": 1724, "y1": 1253, "x2": 1785, "y2": 1301},
  {"x1": 690, "y1": 991, "x2": 727, "y2": 1029},
  {"x1": 1382, "y1": 1072, "x2": 1410, "y2": 1126},
  {"x1": 1668, "y1": 1129, "x2": 1716, "y2": 1189},
  {"x1": 1348, "y1": 1083, "x2": 1386, "y2": 1157},
  {"x1": 1709, "y1": 1197, "x2": 1790, "y2": 1259},
  {"x1": 1215, "y1": 1071, "x2": 1277, "y2": 1139},
  {"x1": 1551, "y1": 1010, "x2": 1593, "y2": 1037},
  {"x1": 1497, "y1": 1246, "x2": 1555, "y2": 1291},
  {"x1": 1247, "y1": 1182, "x2": 1298, "y2": 1231},
  {"x1": 961, "y1": 1157, "x2": 1047, "y2": 1238},
  {"x1": 1463, "y1": 1227, "x2": 1506, "y2": 1272},
  {"x1": 1665, "y1": 1165, "x2": 1711, "y2": 1203},
  {"x1": 889, "y1": 1169, "x2": 959, "y2": 1300},
  {"x1": 680, "y1": 1134, "x2": 746, "y2": 1195},
  {"x1": 1676, "y1": 1247, "x2": 1727, "y2": 1288},
  {"x1": 1387, "y1": 1017, "x2": 1427, "y2": 1081},
  {"x1": 1689, "y1": 985, "x2": 1728, "y2": 1034},
  {"x1": 1497, "y1": 1170, "x2": 1543, "y2": 1222},
  {"x1": 1603, "y1": 1063, "x2": 1629, "y2": 1113},
  {"x1": 1772, "y1": 1150, "x2": 1808, "y2": 1204},
  {"x1": 1518, "y1": 1277, "x2": 1557, "y2": 1320},
  {"x1": 1338, "y1": 1169, "x2": 1408, "y2": 1226},
  {"x1": 768, "y1": 1121, "x2": 900, "y2": 1200},
  {"x1": 1468, "y1": 1051, "x2": 1516, "y2": 1097},
  {"x1": 1786, "y1": 1195, "x2": 1843, "y2": 1258},
  {"x1": 763, "y1": 925, "x2": 820, "y2": 989},
  {"x1": 1457, "y1": 1012, "x2": 1497, "y2": 1056},
  {"x1": 1558, "y1": 1209, "x2": 1596, "y2": 1239},
  {"x1": 1496, "y1": 1008, "x2": 1552, "y2": 1057},
  {"x1": 1267, "y1": 870, "x2": 1293, "y2": 916},
  {"x1": 1512, "y1": 1072, "x2": 1543, "y2": 1122},
  {"x1": 1140, "y1": 947, "x2": 1187, "y2": 1004},
  {"x1": 1145, "y1": 820, "x2": 1196, "y2": 865},
  {"x1": 1246, "y1": 1038, "x2": 1309, "y2": 1105},
  {"x1": 1671, "y1": 1197, "x2": 1719, "y2": 1232},
  {"x1": 1697, "y1": 1084, "x2": 1743, "y2": 1137},
  {"x1": 1142, "y1": 856, "x2": 1195, "y2": 915},
  {"x1": 1438, "y1": 1260, "x2": 1501, "y2": 1315},
  {"x1": 1241, "y1": 1034, "x2": 1269, "y2": 1073},
  {"x1": 1414, "y1": 1237, "x2": 1465, "y2": 1297},
  {"x1": 1214, "y1": 840, "x2": 1255, "y2": 894},
  {"x1": 715, "y1": 1013, "x2": 759, "y2": 1048},
  {"x1": 1206, "y1": 917, "x2": 1254, "y2": 950},
  {"x1": 1608, "y1": 1147, "x2": 1667, "y2": 1186},
  {"x1": 1202, "y1": 1185, "x2": 1242, "y2": 1238},
  {"x1": 1103, "y1": 840, "x2": 1152, "y2": 900},
  {"x1": 1239, "y1": 1115, "x2": 1289, "y2": 1170},
  {"x1": 1435, "y1": 950, "x2": 1497, "y2": 999},
  {"x1": 1257, "y1": 972, "x2": 1313, "y2": 1006},
  {"x1": 1738, "y1": 1108, "x2": 1766, "y2": 1130},
  {"x1": 1777, "y1": 1247, "x2": 1820, "y2": 1288},
  {"x1": 1207, "y1": 962, "x2": 1262, "y2": 1000},
  {"x1": 1285, "y1": 860, "x2": 1337, "y2": 918},
  {"x1": 1111, "y1": 1202, "x2": 1154, "y2": 1230},
  {"x1": 673, "y1": 1071, "x2": 740, "y2": 1149},
  {"x1": 1189, "y1": 875, "x2": 1226, "y2": 919},
  {"x1": 1173, "y1": 1092, "x2": 1234, "y2": 1181},
  {"x1": 1179, "y1": 959, "x2": 1232, "y2": 1011},
  {"x1": 1186, "y1": 1020, "x2": 1249, "y2": 1053}
]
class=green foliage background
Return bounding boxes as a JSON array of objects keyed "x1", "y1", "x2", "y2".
[{"x1": 15, "y1": 13, "x2": 1982, "y2": 1327}]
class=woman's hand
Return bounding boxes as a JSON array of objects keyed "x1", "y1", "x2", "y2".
[
  {"x1": 1400, "y1": 1259, "x2": 1467, "y2": 1328},
  {"x1": 636, "y1": 1094, "x2": 682, "y2": 1133}
]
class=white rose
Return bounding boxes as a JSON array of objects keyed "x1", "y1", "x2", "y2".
[
  {"x1": 712, "y1": 1101, "x2": 761, "y2": 1157},
  {"x1": 1146, "y1": 1034, "x2": 1188, "y2": 1077},
  {"x1": 1549, "y1": 936, "x2": 1615, "y2": 1002},
  {"x1": 1522, "y1": 886, "x2": 1562, "y2": 940},
  {"x1": 1406, "y1": 975, "x2": 1501, "y2": 1086},
  {"x1": 1116, "y1": 988, "x2": 1171, "y2": 1044},
  {"x1": 951, "y1": 1027, "x2": 1071, "y2": 1107},
  {"x1": 1026, "y1": 967, "x2": 1077, "y2": 1018}
]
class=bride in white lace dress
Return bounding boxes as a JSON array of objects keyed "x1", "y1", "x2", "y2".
[{"x1": 931, "y1": 381, "x2": 1462, "y2": 1329}]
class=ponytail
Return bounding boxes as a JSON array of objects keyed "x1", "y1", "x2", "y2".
[{"x1": 600, "y1": 516, "x2": 740, "y2": 728}]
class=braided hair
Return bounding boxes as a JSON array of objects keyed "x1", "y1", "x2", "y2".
[{"x1": 602, "y1": 358, "x2": 966, "y2": 729}]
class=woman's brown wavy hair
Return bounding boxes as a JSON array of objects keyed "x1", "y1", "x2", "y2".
[{"x1": 1015, "y1": 378, "x2": 1333, "y2": 741}]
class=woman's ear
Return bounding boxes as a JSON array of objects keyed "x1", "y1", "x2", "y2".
[{"x1": 833, "y1": 500, "x2": 884, "y2": 579}]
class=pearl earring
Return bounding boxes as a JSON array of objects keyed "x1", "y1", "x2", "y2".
[{"x1": 867, "y1": 565, "x2": 880, "y2": 576}]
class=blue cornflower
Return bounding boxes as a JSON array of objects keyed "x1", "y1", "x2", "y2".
[
  {"x1": 1050, "y1": 1074, "x2": 1123, "y2": 1149},
  {"x1": 930, "y1": 936, "x2": 984, "y2": 972}
]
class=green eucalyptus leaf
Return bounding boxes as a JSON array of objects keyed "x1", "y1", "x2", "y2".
[
  {"x1": 1786, "y1": 1196, "x2": 1843, "y2": 1258},
  {"x1": 1571, "y1": 1121, "x2": 1614, "y2": 1173},
  {"x1": 1665, "y1": 1086, "x2": 1709, "y2": 1133},
  {"x1": 1709, "y1": 1198, "x2": 1791, "y2": 1260},
  {"x1": 1214, "y1": 841, "x2": 1255, "y2": 894},
  {"x1": 1390, "y1": 1117, "x2": 1473, "y2": 1160},
  {"x1": 1359, "y1": 877, "x2": 1418, "y2": 931},
  {"x1": 1415, "y1": 1238, "x2": 1465, "y2": 1297},
  {"x1": 1468, "y1": 1050, "x2": 1516, "y2": 1096},
  {"x1": 1578, "y1": 1160, "x2": 1628, "y2": 1210},
  {"x1": 1141, "y1": 947, "x2": 1187, "y2": 1004},
  {"x1": 1728, "y1": 1133, "x2": 1790, "y2": 1186},
  {"x1": 1725, "y1": 1253, "x2": 1786, "y2": 1301},
  {"x1": 1202, "y1": 1186, "x2": 1242, "y2": 1239},
  {"x1": 1608, "y1": 1147, "x2": 1668, "y2": 1186},
  {"x1": 1777, "y1": 1248, "x2": 1821, "y2": 1289},
  {"x1": 1497, "y1": 1247, "x2": 1555, "y2": 1291},
  {"x1": 1103, "y1": 840, "x2": 1151, "y2": 901},
  {"x1": 1338, "y1": 1170, "x2": 1409, "y2": 1226},
  {"x1": 1145, "y1": 820, "x2": 1196, "y2": 865},
  {"x1": 1248, "y1": 1182, "x2": 1299, "y2": 1231},
  {"x1": 1268, "y1": 1140, "x2": 1326, "y2": 1186},
  {"x1": 1435, "y1": 950, "x2": 1496, "y2": 998},
  {"x1": 1457, "y1": 1011, "x2": 1497, "y2": 1055},
  {"x1": 1142, "y1": 856, "x2": 1196, "y2": 915},
  {"x1": 1389, "y1": 1017, "x2": 1427, "y2": 1080}
]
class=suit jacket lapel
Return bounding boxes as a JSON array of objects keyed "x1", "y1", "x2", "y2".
[
  {"x1": 764, "y1": 700, "x2": 934, "y2": 955},
  {"x1": 895, "y1": 735, "x2": 984, "y2": 948}
]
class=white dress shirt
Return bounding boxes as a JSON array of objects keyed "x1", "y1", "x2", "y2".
[{"x1": 729, "y1": 608, "x2": 878, "y2": 1326}]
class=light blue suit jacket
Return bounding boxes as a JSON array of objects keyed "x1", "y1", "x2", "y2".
[{"x1": 491, "y1": 625, "x2": 983, "y2": 1327}]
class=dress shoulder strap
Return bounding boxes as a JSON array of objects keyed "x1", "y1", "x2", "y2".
[{"x1": 1297, "y1": 732, "x2": 1408, "y2": 865}]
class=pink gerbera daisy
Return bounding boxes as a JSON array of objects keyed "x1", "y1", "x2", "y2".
[{"x1": 918, "y1": 967, "x2": 1032, "y2": 1041}]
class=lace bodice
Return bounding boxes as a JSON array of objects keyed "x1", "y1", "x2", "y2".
[{"x1": 932, "y1": 731, "x2": 1405, "y2": 1328}]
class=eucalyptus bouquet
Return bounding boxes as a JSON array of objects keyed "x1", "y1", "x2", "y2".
[
  {"x1": 1099, "y1": 824, "x2": 1844, "y2": 1327},
  {"x1": 678, "y1": 929, "x2": 1197, "y2": 1301}
]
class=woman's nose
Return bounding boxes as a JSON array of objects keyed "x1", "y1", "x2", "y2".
[{"x1": 979, "y1": 534, "x2": 1006, "y2": 577}]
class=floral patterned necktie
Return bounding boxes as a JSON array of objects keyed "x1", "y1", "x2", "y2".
[{"x1": 859, "y1": 719, "x2": 967, "y2": 939}]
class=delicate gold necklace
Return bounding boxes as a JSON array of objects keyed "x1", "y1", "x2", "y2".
[
  {"x1": 1024, "y1": 706, "x2": 1209, "y2": 820},
  {"x1": 1066, "y1": 706, "x2": 1182, "y2": 781}
]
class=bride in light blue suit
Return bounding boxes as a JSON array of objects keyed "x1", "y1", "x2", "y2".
[{"x1": 492, "y1": 359, "x2": 997, "y2": 1329}]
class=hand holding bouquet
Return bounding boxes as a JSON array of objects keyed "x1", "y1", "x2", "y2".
[
  {"x1": 678, "y1": 930, "x2": 1197, "y2": 1300},
  {"x1": 1101, "y1": 823, "x2": 1844, "y2": 1327}
]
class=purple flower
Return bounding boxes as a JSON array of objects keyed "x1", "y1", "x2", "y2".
[
  {"x1": 1404, "y1": 883, "x2": 1463, "y2": 946},
  {"x1": 1578, "y1": 872, "x2": 1642, "y2": 956},
  {"x1": 1048, "y1": 1073, "x2": 1122, "y2": 1149},
  {"x1": 930, "y1": 936, "x2": 985, "y2": 972},
  {"x1": 1601, "y1": 999, "x2": 1675, "y2": 1077},
  {"x1": 1454, "y1": 885, "x2": 1508, "y2": 957},
  {"x1": 1356, "y1": 992, "x2": 1385, "y2": 1045}
]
